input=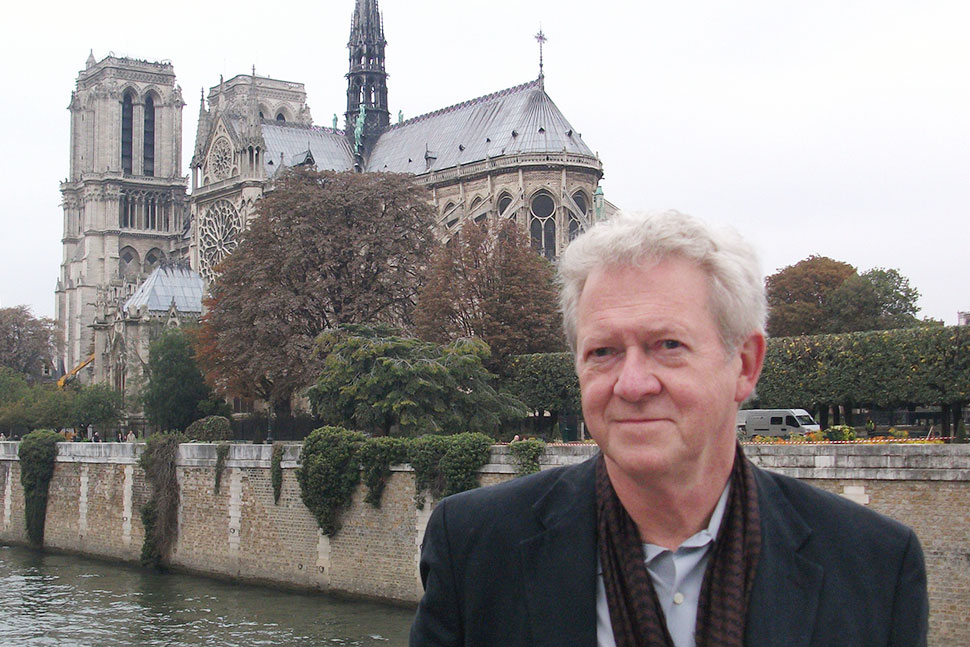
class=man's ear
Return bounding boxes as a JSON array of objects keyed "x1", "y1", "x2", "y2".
[{"x1": 735, "y1": 332, "x2": 765, "y2": 403}]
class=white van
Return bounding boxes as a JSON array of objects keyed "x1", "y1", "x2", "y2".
[{"x1": 737, "y1": 409, "x2": 820, "y2": 439}]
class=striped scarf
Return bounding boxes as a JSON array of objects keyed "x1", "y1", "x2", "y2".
[{"x1": 596, "y1": 447, "x2": 761, "y2": 647}]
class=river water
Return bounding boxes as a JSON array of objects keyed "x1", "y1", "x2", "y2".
[{"x1": 0, "y1": 544, "x2": 414, "y2": 646}]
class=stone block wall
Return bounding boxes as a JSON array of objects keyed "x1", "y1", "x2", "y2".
[{"x1": 1, "y1": 440, "x2": 968, "y2": 646}]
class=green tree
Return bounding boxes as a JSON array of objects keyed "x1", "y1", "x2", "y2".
[
  {"x1": 197, "y1": 167, "x2": 436, "y2": 415},
  {"x1": 862, "y1": 267, "x2": 921, "y2": 329},
  {"x1": 765, "y1": 256, "x2": 856, "y2": 336},
  {"x1": 506, "y1": 353, "x2": 581, "y2": 437},
  {"x1": 414, "y1": 219, "x2": 564, "y2": 374},
  {"x1": 143, "y1": 328, "x2": 212, "y2": 431},
  {"x1": 307, "y1": 325, "x2": 526, "y2": 437},
  {"x1": 0, "y1": 306, "x2": 54, "y2": 380},
  {"x1": 72, "y1": 384, "x2": 123, "y2": 432}
]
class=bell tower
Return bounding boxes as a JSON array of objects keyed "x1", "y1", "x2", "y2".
[
  {"x1": 56, "y1": 52, "x2": 187, "y2": 381},
  {"x1": 344, "y1": 0, "x2": 389, "y2": 166}
]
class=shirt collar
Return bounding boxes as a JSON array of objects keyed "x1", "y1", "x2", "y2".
[{"x1": 643, "y1": 480, "x2": 732, "y2": 561}]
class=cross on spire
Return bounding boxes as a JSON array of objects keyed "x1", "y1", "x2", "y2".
[{"x1": 535, "y1": 27, "x2": 546, "y2": 85}]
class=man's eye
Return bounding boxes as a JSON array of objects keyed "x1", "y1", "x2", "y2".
[
  {"x1": 661, "y1": 340, "x2": 682, "y2": 350},
  {"x1": 592, "y1": 347, "x2": 613, "y2": 358}
]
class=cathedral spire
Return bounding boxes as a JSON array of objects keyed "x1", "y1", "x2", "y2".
[{"x1": 345, "y1": 0, "x2": 389, "y2": 166}]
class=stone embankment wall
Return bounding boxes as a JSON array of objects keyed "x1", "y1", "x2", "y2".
[{"x1": 1, "y1": 441, "x2": 968, "y2": 645}]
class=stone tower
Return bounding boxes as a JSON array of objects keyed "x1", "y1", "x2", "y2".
[
  {"x1": 56, "y1": 52, "x2": 187, "y2": 380},
  {"x1": 344, "y1": 0, "x2": 389, "y2": 167}
]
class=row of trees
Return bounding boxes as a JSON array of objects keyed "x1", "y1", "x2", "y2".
[
  {"x1": 0, "y1": 368, "x2": 122, "y2": 436},
  {"x1": 757, "y1": 326, "x2": 970, "y2": 435}
]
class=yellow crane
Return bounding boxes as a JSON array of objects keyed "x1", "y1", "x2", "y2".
[{"x1": 57, "y1": 353, "x2": 95, "y2": 388}]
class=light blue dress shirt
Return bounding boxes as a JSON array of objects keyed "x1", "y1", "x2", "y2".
[{"x1": 596, "y1": 483, "x2": 731, "y2": 647}]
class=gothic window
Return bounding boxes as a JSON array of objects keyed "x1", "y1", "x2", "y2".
[
  {"x1": 119, "y1": 247, "x2": 140, "y2": 279},
  {"x1": 199, "y1": 199, "x2": 242, "y2": 280},
  {"x1": 530, "y1": 193, "x2": 557, "y2": 260},
  {"x1": 143, "y1": 95, "x2": 155, "y2": 177},
  {"x1": 119, "y1": 192, "x2": 130, "y2": 228},
  {"x1": 121, "y1": 91, "x2": 134, "y2": 174},
  {"x1": 144, "y1": 248, "x2": 164, "y2": 273},
  {"x1": 569, "y1": 191, "x2": 588, "y2": 241},
  {"x1": 498, "y1": 193, "x2": 515, "y2": 222},
  {"x1": 276, "y1": 112, "x2": 286, "y2": 122}
]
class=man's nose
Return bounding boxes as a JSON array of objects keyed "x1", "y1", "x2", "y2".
[{"x1": 613, "y1": 349, "x2": 661, "y2": 401}]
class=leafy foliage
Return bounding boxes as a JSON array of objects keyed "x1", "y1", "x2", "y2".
[
  {"x1": 765, "y1": 256, "x2": 922, "y2": 336},
  {"x1": 297, "y1": 428, "x2": 494, "y2": 532},
  {"x1": 18, "y1": 430, "x2": 63, "y2": 546},
  {"x1": 414, "y1": 219, "x2": 564, "y2": 374},
  {"x1": 196, "y1": 168, "x2": 436, "y2": 414},
  {"x1": 71, "y1": 383, "x2": 123, "y2": 431},
  {"x1": 0, "y1": 306, "x2": 54, "y2": 379},
  {"x1": 758, "y1": 326, "x2": 970, "y2": 434},
  {"x1": 506, "y1": 352, "x2": 581, "y2": 437},
  {"x1": 823, "y1": 425, "x2": 857, "y2": 441},
  {"x1": 138, "y1": 432, "x2": 185, "y2": 569},
  {"x1": 307, "y1": 325, "x2": 526, "y2": 437},
  {"x1": 297, "y1": 427, "x2": 366, "y2": 536},
  {"x1": 358, "y1": 436, "x2": 408, "y2": 507},
  {"x1": 185, "y1": 415, "x2": 232, "y2": 442},
  {"x1": 271, "y1": 442, "x2": 284, "y2": 504},
  {"x1": 143, "y1": 327, "x2": 214, "y2": 431},
  {"x1": 509, "y1": 438, "x2": 546, "y2": 475}
]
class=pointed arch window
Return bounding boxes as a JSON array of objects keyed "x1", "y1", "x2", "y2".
[
  {"x1": 121, "y1": 92, "x2": 134, "y2": 174},
  {"x1": 569, "y1": 191, "x2": 588, "y2": 240},
  {"x1": 530, "y1": 193, "x2": 557, "y2": 260},
  {"x1": 143, "y1": 95, "x2": 155, "y2": 176}
]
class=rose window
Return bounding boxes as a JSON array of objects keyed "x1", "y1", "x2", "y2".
[{"x1": 199, "y1": 200, "x2": 241, "y2": 279}]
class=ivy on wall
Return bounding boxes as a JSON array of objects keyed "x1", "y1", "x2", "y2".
[
  {"x1": 271, "y1": 442, "x2": 284, "y2": 504},
  {"x1": 297, "y1": 427, "x2": 493, "y2": 536},
  {"x1": 17, "y1": 430, "x2": 63, "y2": 547},
  {"x1": 509, "y1": 439, "x2": 546, "y2": 475},
  {"x1": 138, "y1": 432, "x2": 185, "y2": 569}
]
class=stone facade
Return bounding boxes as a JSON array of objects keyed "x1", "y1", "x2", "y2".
[
  {"x1": 57, "y1": 54, "x2": 188, "y2": 381},
  {"x1": 1, "y1": 441, "x2": 968, "y2": 644}
]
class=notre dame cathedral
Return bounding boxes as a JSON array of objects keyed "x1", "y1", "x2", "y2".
[{"x1": 56, "y1": 0, "x2": 610, "y2": 408}]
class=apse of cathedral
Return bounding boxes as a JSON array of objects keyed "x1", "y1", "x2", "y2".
[{"x1": 56, "y1": 0, "x2": 610, "y2": 405}]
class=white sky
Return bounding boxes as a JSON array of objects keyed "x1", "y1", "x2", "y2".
[{"x1": 1, "y1": 0, "x2": 966, "y2": 323}]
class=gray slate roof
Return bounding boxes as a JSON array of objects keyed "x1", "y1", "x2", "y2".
[
  {"x1": 260, "y1": 123, "x2": 354, "y2": 175},
  {"x1": 124, "y1": 264, "x2": 204, "y2": 315},
  {"x1": 366, "y1": 79, "x2": 595, "y2": 174}
]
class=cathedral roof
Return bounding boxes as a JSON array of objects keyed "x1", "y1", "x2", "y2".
[
  {"x1": 259, "y1": 122, "x2": 354, "y2": 175},
  {"x1": 124, "y1": 264, "x2": 204, "y2": 315},
  {"x1": 365, "y1": 79, "x2": 595, "y2": 174}
]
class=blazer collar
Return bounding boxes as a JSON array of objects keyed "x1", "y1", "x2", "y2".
[
  {"x1": 745, "y1": 467, "x2": 824, "y2": 647},
  {"x1": 519, "y1": 457, "x2": 599, "y2": 647}
]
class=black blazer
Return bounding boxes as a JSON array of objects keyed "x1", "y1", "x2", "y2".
[{"x1": 410, "y1": 456, "x2": 928, "y2": 647}]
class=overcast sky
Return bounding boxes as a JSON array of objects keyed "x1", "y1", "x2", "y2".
[{"x1": 1, "y1": 0, "x2": 966, "y2": 323}]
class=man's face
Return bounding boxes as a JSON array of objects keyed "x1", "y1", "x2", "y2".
[{"x1": 574, "y1": 257, "x2": 763, "y2": 486}]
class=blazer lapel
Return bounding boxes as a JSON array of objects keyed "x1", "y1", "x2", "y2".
[
  {"x1": 745, "y1": 468, "x2": 824, "y2": 647},
  {"x1": 520, "y1": 458, "x2": 599, "y2": 647}
]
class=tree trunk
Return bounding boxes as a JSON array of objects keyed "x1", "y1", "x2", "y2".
[
  {"x1": 831, "y1": 405, "x2": 841, "y2": 426},
  {"x1": 843, "y1": 402, "x2": 854, "y2": 427},
  {"x1": 816, "y1": 405, "x2": 829, "y2": 429},
  {"x1": 940, "y1": 403, "x2": 951, "y2": 437}
]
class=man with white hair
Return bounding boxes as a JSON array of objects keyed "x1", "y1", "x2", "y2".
[{"x1": 410, "y1": 210, "x2": 928, "y2": 647}]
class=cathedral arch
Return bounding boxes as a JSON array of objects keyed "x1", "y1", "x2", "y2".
[
  {"x1": 119, "y1": 246, "x2": 140, "y2": 279},
  {"x1": 144, "y1": 248, "x2": 165, "y2": 274},
  {"x1": 529, "y1": 191, "x2": 557, "y2": 260}
]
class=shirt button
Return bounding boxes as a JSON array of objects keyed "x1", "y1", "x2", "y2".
[{"x1": 673, "y1": 592, "x2": 685, "y2": 605}]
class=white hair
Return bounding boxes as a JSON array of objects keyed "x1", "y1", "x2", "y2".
[{"x1": 558, "y1": 210, "x2": 766, "y2": 352}]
